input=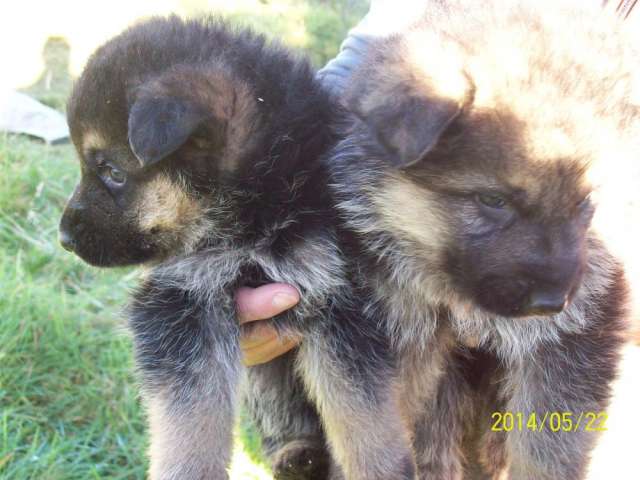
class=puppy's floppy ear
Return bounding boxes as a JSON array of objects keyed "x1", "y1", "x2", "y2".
[
  {"x1": 128, "y1": 95, "x2": 209, "y2": 166},
  {"x1": 359, "y1": 95, "x2": 463, "y2": 168},
  {"x1": 346, "y1": 31, "x2": 471, "y2": 168}
]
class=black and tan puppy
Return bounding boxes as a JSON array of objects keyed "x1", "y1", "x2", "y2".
[
  {"x1": 59, "y1": 16, "x2": 418, "y2": 480},
  {"x1": 326, "y1": 0, "x2": 637, "y2": 478}
]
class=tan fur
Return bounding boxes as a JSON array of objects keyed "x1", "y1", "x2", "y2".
[
  {"x1": 80, "y1": 129, "x2": 107, "y2": 153},
  {"x1": 349, "y1": 28, "x2": 469, "y2": 114},
  {"x1": 135, "y1": 174, "x2": 210, "y2": 254},
  {"x1": 373, "y1": 173, "x2": 451, "y2": 255}
]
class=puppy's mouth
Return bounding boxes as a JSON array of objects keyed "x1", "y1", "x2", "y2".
[
  {"x1": 58, "y1": 228, "x2": 155, "y2": 268},
  {"x1": 475, "y1": 298, "x2": 571, "y2": 319}
]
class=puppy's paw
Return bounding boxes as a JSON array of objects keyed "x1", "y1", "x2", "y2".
[{"x1": 272, "y1": 439, "x2": 330, "y2": 480}]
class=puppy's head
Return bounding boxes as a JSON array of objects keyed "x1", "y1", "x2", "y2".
[
  {"x1": 345, "y1": 6, "x2": 638, "y2": 318},
  {"x1": 60, "y1": 18, "x2": 262, "y2": 267}
]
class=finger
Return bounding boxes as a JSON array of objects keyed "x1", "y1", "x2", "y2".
[
  {"x1": 242, "y1": 337, "x2": 300, "y2": 365},
  {"x1": 240, "y1": 322, "x2": 280, "y2": 349},
  {"x1": 242, "y1": 335, "x2": 302, "y2": 367},
  {"x1": 235, "y1": 284, "x2": 300, "y2": 324}
]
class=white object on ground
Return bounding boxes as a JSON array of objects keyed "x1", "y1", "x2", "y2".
[{"x1": 0, "y1": 90, "x2": 69, "y2": 144}]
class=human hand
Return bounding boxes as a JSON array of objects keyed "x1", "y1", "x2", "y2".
[{"x1": 236, "y1": 284, "x2": 302, "y2": 366}]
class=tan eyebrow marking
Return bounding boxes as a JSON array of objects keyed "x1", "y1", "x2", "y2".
[{"x1": 82, "y1": 130, "x2": 108, "y2": 154}]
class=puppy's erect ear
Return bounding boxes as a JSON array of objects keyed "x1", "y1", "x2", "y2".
[
  {"x1": 128, "y1": 96, "x2": 209, "y2": 166},
  {"x1": 346, "y1": 31, "x2": 471, "y2": 168}
]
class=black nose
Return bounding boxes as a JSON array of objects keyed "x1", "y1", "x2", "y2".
[
  {"x1": 59, "y1": 229, "x2": 76, "y2": 252},
  {"x1": 524, "y1": 290, "x2": 569, "y2": 316}
]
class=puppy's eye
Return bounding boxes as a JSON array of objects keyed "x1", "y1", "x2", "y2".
[
  {"x1": 107, "y1": 166, "x2": 126, "y2": 184},
  {"x1": 98, "y1": 164, "x2": 127, "y2": 187},
  {"x1": 476, "y1": 193, "x2": 507, "y2": 209}
]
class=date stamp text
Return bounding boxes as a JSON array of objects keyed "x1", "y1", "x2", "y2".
[{"x1": 490, "y1": 412, "x2": 608, "y2": 433}]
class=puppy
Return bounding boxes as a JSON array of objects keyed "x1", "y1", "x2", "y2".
[
  {"x1": 327, "y1": 1, "x2": 636, "y2": 478},
  {"x1": 59, "y1": 16, "x2": 417, "y2": 480}
]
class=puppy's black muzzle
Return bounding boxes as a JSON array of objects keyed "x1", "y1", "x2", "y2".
[
  {"x1": 59, "y1": 200, "x2": 86, "y2": 254},
  {"x1": 59, "y1": 228, "x2": 76, "y2": 252}
]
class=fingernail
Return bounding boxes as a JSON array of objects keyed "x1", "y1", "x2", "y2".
[{"x1": 272, "y1": 293, "x2": 298, "y2": 309}]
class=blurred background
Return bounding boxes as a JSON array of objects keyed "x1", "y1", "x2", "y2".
[{"x1": 0, "y1": 1, "x2": 638, "y2": 479}]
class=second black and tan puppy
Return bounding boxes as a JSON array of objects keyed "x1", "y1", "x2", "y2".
[
  {"x1": 327, "y1": 1, "x2": 636, "y2": 478},
  {"x1": 59, "y1": 16, "x2": 416, "y2": 480}
]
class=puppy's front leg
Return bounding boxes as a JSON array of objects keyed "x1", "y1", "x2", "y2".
[
  {"x1": 145, "y1": 383, "x2": 238, "y2": 480},
  {"x1": 298, "y1": 322, "x2": 416, "y2": 480},
  {"x1": 130, "y1": 281, "x2": 241, "y2": 480},
  {"x1": 412, "y1": 358, "x2": 473, "y2": 480}
]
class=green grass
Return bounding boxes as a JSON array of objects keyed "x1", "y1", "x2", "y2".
[{"x1": 0, "y1": 135, "x2": 273, "y2": 479}]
